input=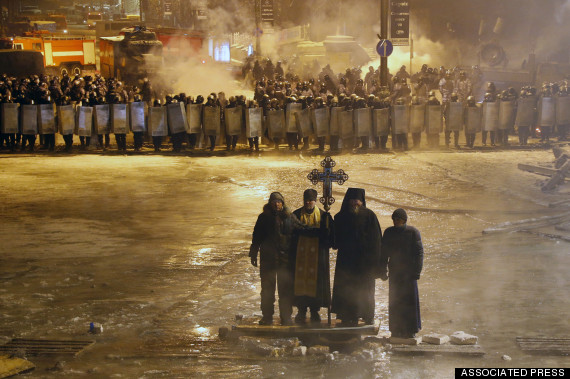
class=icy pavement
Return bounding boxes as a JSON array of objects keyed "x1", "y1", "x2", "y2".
[{"x1": 0, "y1": 149, "x2": 568, "y2": 377}]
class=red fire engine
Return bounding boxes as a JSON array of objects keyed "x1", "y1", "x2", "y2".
[{"x1": 11, "y1": 35, "x2": 96, "y2": 76}]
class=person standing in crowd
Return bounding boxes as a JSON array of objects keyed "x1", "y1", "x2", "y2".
[
  {"x1": 331, "y1": 188, "x2": 382, "y2": 326},
  {"x1": 379, "y1": 208, "x2": 424, "y2": 339},
  {"x1": 249, "y1": 192, "x2": 303, "y2": 326},
  {"x1": 291, "y1": 189, "x2": 334, "y2": 325}
]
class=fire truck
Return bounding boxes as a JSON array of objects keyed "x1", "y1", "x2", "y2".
[
  {"x1": 11, "y1": 35, "x2": 96, "y2": 76},
  {"x1": 99, "y1": 26, "x2": 163, "y2": 84}
]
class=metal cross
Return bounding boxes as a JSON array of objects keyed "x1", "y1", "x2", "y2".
[{"x1": 307, "y1": 156, "x2": 349, "y2": 212}]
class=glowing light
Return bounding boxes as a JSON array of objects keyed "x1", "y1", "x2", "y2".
[
  {"x1": 247, "y1": 44, "x2": 253, "y2": 56},
  {"x1": 192, "y1": 326, "x2": 211, "y2": 340}
]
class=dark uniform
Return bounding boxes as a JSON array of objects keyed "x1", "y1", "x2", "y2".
[
  {"x1": 249, "y1": 192, "x2": 302, "y2": 326},
  {"x1": 380, "y1": 209, "x2": 424, "y2": 339},
  {"x1": 332, "y1": 188, "x2": 382, "y2": 326}
]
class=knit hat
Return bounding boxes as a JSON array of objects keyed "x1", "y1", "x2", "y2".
[
  {"x1": 392, "y1": 208, "x2": 408, "y2": 222},
  {"x1": 269, "y1": 192, "x2": 285, "y2": 203}
]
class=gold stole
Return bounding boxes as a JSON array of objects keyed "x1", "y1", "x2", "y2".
[{"x1": 294, "y1": 208, "x2": 321, "y2": 297}]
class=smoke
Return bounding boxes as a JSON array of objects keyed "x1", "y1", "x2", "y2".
[
  {"x1": 205, "y1": 2, "x2": 255, "y2": 36},
  {"x1": 156, "y1": 40, "x2": 247, "y2": 98}
]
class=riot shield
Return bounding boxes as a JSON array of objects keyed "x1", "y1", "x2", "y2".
[
  {"x1": 57, "y1": 105, "x2": 75, "y2": 135},
  {"x1": 75, "y1": 106, "x2": 93, "y2": 137},
  {"x1": 295, "y1": 108, "x2": 312, "y2": 138},
  {"x1": 111, "y1": 104, "x2": 129, "y2": 134},
  {"x1": 285, "y1": 103, "x2": 302, "y2": 133},
  {"x1": 38, "y1": 104, "x2": 56, "y2": 134},
  {"x1": 373, "y1": 108, "x2": 390, "y2": 136},
  {"x1": 245, "y1": 108, "x2": 262, "y2": 138},
  {"x1": 425, "y1": 104, "x2": 442, "y2": 134},
  {"x1": 339, "y1": 109, "x2": 354, "y2": 140},
  {"x1": 498, "y1": 100, "x2": 516, "y2": 131},
  {"x1": 20, "y1": 104, "x2": 38, "y2": 135},
  {"x1": 464, "y1": 106, "x2": 482, "y2": 133},
  {"x1": 482, "y1": 101, "x2": 499, "y2": 131},
  {"x1": 556, "y1": 96, "x2": 570, "y2": 125},
  {"x1": 329, "y1": 107, "x2": 343, "y2": 136},
  {"x1": 515, "y1": 97, "x2": 536, "y2": 127},
  {"x1": 186, "y1": 103, "x2": 202, "y2": 134},
  {"x1": 1, "y1": 103, "x2": 19, "y2": 134},
  {"x1": 129, "y1": 102, "x2": 146, "y2": 133},
  {"x1": 203, "y1": 106, "x2": 221, "y2": 136},
  {"x1": 267, "y1": 109, "x2": 286, "y2": 139},
  {"x1": 167, "y1": 103, "x2": 188, "y2": 134},
  {"x1": 409, "y1": 104, "x2": 425, "y2": 134},
  {"x1": 539, "y1": 97, "x2": 555, "y2": 127},
  {"x1": 354, "y1": 107, "x2": 373, "y2": 137},
  {"x1": 446, "y1": 102, "x2": 464, "y2": 132},
  {"x1": 391, "y1": 104, "x2": 410, "y2": 134},
  {"x1": 225, "y1": 106, "x2": 243, "y2": 136},
  {"x1": 148, "y1": 106, "x2": 168, "y2": 137},
  {"x1": 312, "y1": 108, "x2": 330, "y2": 138},
  {"x1": 93, "y1": 104, "x2": 110, "y2": 135}
]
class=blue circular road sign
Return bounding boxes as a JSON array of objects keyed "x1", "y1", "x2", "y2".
[{"x1": 376, "y1": 39, "x2": 393, "y2": 57}]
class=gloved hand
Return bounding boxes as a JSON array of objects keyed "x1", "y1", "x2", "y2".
[{"x1": 250, "y1": 256, "x2": 258, "y2": 267}]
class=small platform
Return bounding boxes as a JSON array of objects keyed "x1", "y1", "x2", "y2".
[
  {"x1": 225, "y1": 317, "x2": 379, "y2": 344},
  {"x1": 390, "y1": 343, "x2": 485, "y2": 356},
  {"x1": 0, "y1": 339, "x2": 95, "y2": 357},
  {"x1": 0, "y1": 355, "x2": 35, "y2": 379},
  {"x1": 516, "y1": 336, "x2": 570, "y2": 355}
]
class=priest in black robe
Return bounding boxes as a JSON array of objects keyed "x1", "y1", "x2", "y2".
[
  {"x1": 380, "y1": 208, "x2": 423, "y2": 338},
  {"x1": 291, "y1": 189, "x2": 334, "y2": 324},
  {"x1": 331, "y1": 188, "x2": 382, "y2": 326}
]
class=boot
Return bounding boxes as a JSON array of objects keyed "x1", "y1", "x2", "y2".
[
  {"x1": 310, "y1": 311, "x2": 321, "y2": 324},
  {"x1": 258, "y1": 316, "x2": 273, "y2": 325},
  {"x1": 295, "y1": 309, "x2": 307, "y2": 324}
]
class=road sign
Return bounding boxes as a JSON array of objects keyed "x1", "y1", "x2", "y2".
[
  {"x1": 376, "y1": 39, "x2": 393, "y2": 57},
  {"x1": 390, "y1": 0, "x2": 410, "y2": 46}
]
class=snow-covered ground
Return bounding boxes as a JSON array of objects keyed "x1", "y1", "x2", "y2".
[{"x1": 0, "y1": 147, "x2": 567, "y2": 377}]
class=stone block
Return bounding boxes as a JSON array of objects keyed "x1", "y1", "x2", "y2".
[
  {"x1": 292, "y1": 346, "x2": 307, "y2": 356},
  {"x1": 308, "y1": 345, "x2": 330, "y2": 355},
  {"x1": 450, "y1": 331, "x2": 478, "y2": 345},
  {"x1": 389, "y1": 336, "x2": 422, "y2": 345},
  {"x1": 239, "y1": 336, "x2": 300, "y2": 356},
  {"x1": 422, "y1": 333, "x2": 450, "y2": 345}
]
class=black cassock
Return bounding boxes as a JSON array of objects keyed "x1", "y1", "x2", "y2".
[
  {"x1": 331, "y1": 205, "x2": 382, "y2": 323},
  {"x1": 380, "y1": 224, "x2": 424, "y2": 337}
]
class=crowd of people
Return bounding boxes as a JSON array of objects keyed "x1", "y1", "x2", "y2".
[
  {"x1": 0, "y1": 60, "x2": 568, "y2": 154},
  {"x1": 249, "y1": 187, "x2": 424, "y2": 339}
]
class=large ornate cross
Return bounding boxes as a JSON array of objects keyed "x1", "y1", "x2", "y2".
[{"x1": 307, "y1": 156, "x2": 349, "y2": 212}]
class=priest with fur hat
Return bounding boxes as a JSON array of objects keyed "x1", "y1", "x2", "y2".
[{"x1": 291, "y1": 189, "x2": 335, "y2": 324}]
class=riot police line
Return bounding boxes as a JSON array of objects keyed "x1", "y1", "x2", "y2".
[
  {"x1": 1, "y1": 89, "x2": 568, "y2": 154},
  {"x1": 1, "y1": 72, "x2": 568, "y2": 154}
]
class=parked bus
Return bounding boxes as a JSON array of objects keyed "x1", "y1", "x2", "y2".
[{"x1": 87, "y1": 13, "x2": 102, "y2": 29}]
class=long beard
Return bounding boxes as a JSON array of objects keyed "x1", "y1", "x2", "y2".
[{"x1": 349, "y1": 206, "x2": 360, "y2": 214}]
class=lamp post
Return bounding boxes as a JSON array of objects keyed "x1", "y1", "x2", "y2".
[{"x1": 380, "y1": 0, "x2": 389, "y2": 87}]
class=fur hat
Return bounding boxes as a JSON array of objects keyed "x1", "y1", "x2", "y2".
[{"x1": 303, "y1": 189, "x2": 318, "y2": 202}]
